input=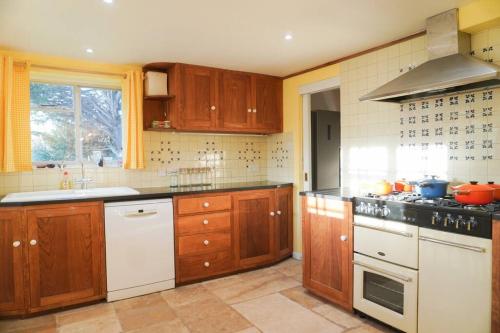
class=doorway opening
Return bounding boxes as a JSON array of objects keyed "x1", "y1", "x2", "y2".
[
  {"x1": 300, "y1": 76, "x2": 340, "y2": 192},
  {"x1": 310, "y1": 88, "x2": 341, "y2": 191}
]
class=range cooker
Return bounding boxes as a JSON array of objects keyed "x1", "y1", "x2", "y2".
[{"x1": 352, "y1": 193, "x2": 496, "y2": 333}]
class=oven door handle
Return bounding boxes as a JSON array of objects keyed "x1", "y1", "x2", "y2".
[
  {"x1": 418, "y1": 236, "x2": 486, "y2": 253},
  {"x1": 353, "y1": 260, "x2": 413, "y2": 282},
  {"x1": 353, "y1": 222, "x2": 413, "y2": 238}
]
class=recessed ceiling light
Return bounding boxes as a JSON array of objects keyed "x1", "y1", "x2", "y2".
[
  {"x1": 103, "y1": 0, "x2": 113, "y2": 4},
  {"x1": 284, "y1": 33, "x2": 293, "y2": 41},
  {"x1": 85, "y1": 48, "x2": 94, "y2": 54}
]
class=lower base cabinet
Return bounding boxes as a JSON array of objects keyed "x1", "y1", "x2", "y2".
[
  {"x1": 174, "y1": 186, "x2": 293, "y2": 284},
  {"x1": 493, "y1": 219, "x2": 500, "y2": 333},
  {"x1": 302, "y1": 196, "x2": 353, "y2": 311},
  {"x1": 0, "y1": 202, "x2": 106, "y2": 317}
]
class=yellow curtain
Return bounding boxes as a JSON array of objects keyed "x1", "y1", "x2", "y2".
[
  {"x1": 0, "y1": 56, "x2": 32, "y2": 172},
  {"x1": 122, "y1": 70, "x2": 144, "y2": 169}
]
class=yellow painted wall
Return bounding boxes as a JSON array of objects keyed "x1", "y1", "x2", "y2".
[
  {"x1": 0, "y1": 47, "x2": 141, "y2": 74},
  {"x1": 459, "y1": 0, "x2": 500, "y2": 33},
  {"x1": 282, "y1": 64, "x2": 340, "y2": 254}
]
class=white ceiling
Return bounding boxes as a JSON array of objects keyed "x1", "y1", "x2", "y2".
[{"x1": 0, "y1": 0, "x2": 472, "y2": 77}]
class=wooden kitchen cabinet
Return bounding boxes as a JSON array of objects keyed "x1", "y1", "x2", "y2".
[
  {"x1": 143, "y1": 62, "x2": 282, "y2": 134},
  {"x1": 0, "y1": 202, "x2": 106, "y2": 317},
  {"x1": 174, "y1": 186, "x2": 293, "y2": 284},
  {"x1": 0, "y1": 208, "x2": 27, "y2": 315},
  {"x1": 302, "y1": 196, "x2": 353, "y2": 311},
  {"x1": 493, "y1": 219, "x2": 500, "y2": 333},
  {"x1": 276, "y1": 187, "x2": 293, "y2": 259},
  {"x1": 233, "y1": 189, "x2": 276, "y2": 268},
  {"x1": 180, "y1": 64, "x2": 218, "y2": 130},
  {"x1": 25, "y1": 202, "x2": 105, "y2": 313},
  {"x1": 252, "y1": 75, "x2": 283, "y2": 132},
  {"x1": 219, "y1": 70, "x2": 253, "y2": 130}
]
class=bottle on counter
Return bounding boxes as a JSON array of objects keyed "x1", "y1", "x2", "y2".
[{"x1": 60, "y1": 171, "x2": 72, "y2": 190}]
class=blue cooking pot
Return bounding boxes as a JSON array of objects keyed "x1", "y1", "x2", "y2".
[{"x1": 413, "y1": 175, "x2": 449, "y2": 199}]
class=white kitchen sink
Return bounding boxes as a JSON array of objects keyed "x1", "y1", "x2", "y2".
[{"x1": 1, "y1": 187, "x2": 140, "y2": 203}]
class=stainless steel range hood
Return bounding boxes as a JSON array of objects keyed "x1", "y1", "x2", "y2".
[{"x1": 359, "y1": 9, "x2": 500, "y2": 103}]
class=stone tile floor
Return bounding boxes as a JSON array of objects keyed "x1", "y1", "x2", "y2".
[{"x1": 0, "y1": 259, "x2": 397, "y2": 333}]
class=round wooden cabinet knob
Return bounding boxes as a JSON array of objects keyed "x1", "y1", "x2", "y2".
[
  {"x1": 203, "y1": 219, "x2": 209, "y2": 225},
  {"x1": 277, "y1": 210, "x2": 282, "y2": 215},
  {"x1": 12, "y1": 240, "x2": 21, "y2": 248},
  {"x1": 203, "y1": 240, "x2": 210, "y2": 246},
  {"x1": 252, "y1": 109, "x2": 257, "y2": 113},
  {"x1": 203, "y1": 202, "x2": 210, "y2": 208},
  {"x1": 30, "y1": 239, "x2": 37, "y2": 246},
  {"x1": 340, "y1": 235, "x2": 348, "y2": 242},
  {"x1": 270, "y1": 212, "x2": 275, "y2": 216},
  {"x1": 211, "y1": 105, "x2": 216, "y2": 111},
  {"x1": 247, "y1": 108, "x2": 252, "y2": 113},
  {"x1": 204, "y1": 262, "x2": 210, "y2": 267}
]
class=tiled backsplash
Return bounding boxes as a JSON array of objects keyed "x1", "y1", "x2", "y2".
[
  {"x1": 0, "y1": 132, "x2": 294, "y2": 195},
  {"x1": 340, "y1": 27, "x2": 500, "y2": 192}
]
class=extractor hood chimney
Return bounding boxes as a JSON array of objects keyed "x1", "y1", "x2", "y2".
[{"x1": 359, "y1": 8, "x2": 500, "y2": 103}]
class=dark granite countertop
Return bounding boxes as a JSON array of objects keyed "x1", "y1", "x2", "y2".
[
  {"x1": 494, "y1": 212, "x2": 500, "y2": 221},
  {"x1": 299, "y1": 188, "x2": 357, "y2": 202},
  {"x1": 0, "y1": 181, "x2": 293, "y2": 207}
]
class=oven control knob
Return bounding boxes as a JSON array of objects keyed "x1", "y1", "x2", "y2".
[
  {"x1": 455, "y1": 215, "x2": 465, "y2": 230},
  {"x1": 467, "y1": 217, "x2": 478, "y2": 231},
  {"x1": 366, "y1": 203, "x2": 374, "y2": 215},
  {"x1": 356, "y1": 203, "x2": 366, "y2": 214},
  {"x1": 431, "y1": 212, "x2": 442, "y2": 226},
  {"x1": 381, "y1": 205, "x2": 390, "y2": 217},
  {"x1": 444, "y1": 213, "x2": 452, "y2": 227}
]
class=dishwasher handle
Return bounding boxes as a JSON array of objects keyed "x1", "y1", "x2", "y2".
[{"x1": 123, "y1": 210, "x2": 158, "y2": 218}]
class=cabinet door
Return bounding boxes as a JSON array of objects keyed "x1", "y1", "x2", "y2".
[
  {"x1": 0, "y1": 209, "x2": 26, "y2": 315},
  {"x1": 302, "y1": 196, "x2": 353, "y2": 311},
  {"x1": 276, "y1": 187, "x2": 293, "y2": 259},
  {"x1": 252, "y1": 75, "x2": 282, "y2": 132},
  {"x1": 181, "y1": 65, "x2": 218, "y2": 129},
  {"x1": 234, "y1": 190, "x2": 276, "y2": 268},
  {"x1": 219, "y1": 71, "x2": 252, "y2": 130},
  {"x1": 26, "y1": 202, "x2": 105, "y2": 312}
]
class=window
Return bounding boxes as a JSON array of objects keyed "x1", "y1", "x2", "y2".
[{"x1": 30, "y1": 82, "x2": 123, "y2": 164}]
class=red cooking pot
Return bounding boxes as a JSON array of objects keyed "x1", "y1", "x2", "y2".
[
  {"x1": 486, "y1": 181, "x2": 500, "y2": 201},
  {"x1": 451, "y1": 181, "x2": 495, "y2": 205}
]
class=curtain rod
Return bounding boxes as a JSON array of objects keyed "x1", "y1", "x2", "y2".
[{"x1": 14, "y1": 61, "x2": 128, "y2": 79}]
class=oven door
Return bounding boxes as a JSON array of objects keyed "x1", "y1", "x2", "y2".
[{"x1": 353, "y1": 253, "x2": 417, "y2": 333}]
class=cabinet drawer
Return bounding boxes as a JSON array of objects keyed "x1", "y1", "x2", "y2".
[
  {"x1": 177, "y1": 212, "x2": 231, "y2": 235},
  {"x1": 178, "y1": 251, "x2": 233, "y2": 283},
  {"x1": 178, "y1": 232, "x2": 231, "y2": 256},
  {"x1": 177, "y1": 195, "x2": 231, "y2": 215}
]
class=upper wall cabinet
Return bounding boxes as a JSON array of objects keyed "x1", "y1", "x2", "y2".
[
  {"x1": 143, "y1": 63, "x2": 283, "y2": 134},
  {"x1": 181, "y1": 65, "x2": 218, "y2": 130}
]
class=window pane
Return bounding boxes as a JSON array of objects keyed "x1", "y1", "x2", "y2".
[
  {"x1": 80, "y1": 87, "x2": 122, "y2": 163},
  {"x1": 30, "y1": 82, "x2": 76, "y2": 162}
]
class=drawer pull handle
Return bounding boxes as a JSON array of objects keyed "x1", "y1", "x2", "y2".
[
  {"x1": 12, "y1": 240, "x2": 21, "y2": 248},
  {"x1": 203, "y1": 202, "x2": 210, "y2": 208},
  {"x1": 270, "y1": 212, "x2": 275, "y2": 216},
  {"x1": 30, "y1": 239, "x2": 37, "y2": 246},
  {"x1": 210, "y1": 105, "x2": 216, "y2": 111},
  {"x1": 247, "y1": 108, "x2": 252, "y2": 113},
  {"x1": 203, "y1": 219, "x2": 209, "y2": 225},
  {"x1": 204, "y1": 261, "x2": 210, "y2": 267},
  {"x1": 340, "y1": 235, "x2": 348, "y2": 241},
  {"x1": 203, "y1": 240, "x2": 209, "y2": 246}
]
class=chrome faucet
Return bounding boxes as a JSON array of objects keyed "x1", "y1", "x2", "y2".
[{"x1": 74, "y1": 162, "x2": 94, "y2": 189}]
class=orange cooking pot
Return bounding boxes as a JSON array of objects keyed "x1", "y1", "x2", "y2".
[
  {"x1": 374, "y1": 180, "x2": 393, "y2": 195},
  {"x1": 486, "y1": 181, "x2": 500, "y2": 201},
  {"x1": 451, "y1": 181, "x2": 495, "y2": 205}
]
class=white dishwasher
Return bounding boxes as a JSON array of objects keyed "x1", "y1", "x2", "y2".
[{"x1": 105, "y1": 198, "x2": 175, "y2": 301}]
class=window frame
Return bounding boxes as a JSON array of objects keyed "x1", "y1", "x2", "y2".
[{"x1": 30, "y1": 80, "x2": 123, "y2": 167}]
